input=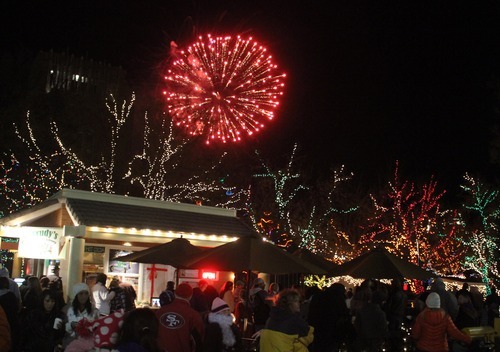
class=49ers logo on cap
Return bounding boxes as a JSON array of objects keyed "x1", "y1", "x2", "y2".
[{"x1": 160, "y1": 312, "x2": 185, "y2": 329}]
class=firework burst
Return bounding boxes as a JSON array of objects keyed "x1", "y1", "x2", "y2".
[{"x1": 163, "y1": 34, "x2": 286, "y2": 144}]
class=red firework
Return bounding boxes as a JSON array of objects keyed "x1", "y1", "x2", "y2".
[{"x1": 163, "y1": 34, "x2": 286, "y2": 144}]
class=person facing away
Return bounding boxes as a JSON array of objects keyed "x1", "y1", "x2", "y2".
[
  {"x1": 219, "y1": 281, "x2": 235, "y2": 313},
  {"x1": 92, "y1": 273, "x2": 116, "y2": 316},
  {"x1": 485, "y1": 286, "x2": 499, "y2": 327},
  {"x1": 412, "y1": 292, "x2": 471, "y2": 352},
  {"x1": 354, "y1": 289, "x2": 389, "y2": 352},
  {"x1": 248, "y1": 278, "x2": 271, "y2": 332},
  {"x1": 203, "y1": 297, "x2": 243, "y2": 352},
  {"x1": 22, "y1": 275, "x2": 44, "y2": 311},
  {"x1": 109, "y1": 277, "x2": 128, "y2": 313},
  {"x1": 203, "y1": 284, "x2": 220, "y2": 314},
  {"x1": 385, "y1": 278, "x2": 407, "y2": 352},
  {"x1": 160, "y1": 281, "x2": 176, "y2": 307},
  {"x1": 119, "y1": 280, "x2": 137, "y2": 312},
  {"x1": 0, "y1": 305, "x2": 11, "y2": 352},
  {"x1": 455, "y1": 290, "x2": 479, "y2": 330},
  {"x1": 307, "y1": 282, "x2": 351, "y2": 352},
  {"x1": 191, "y1": 280, "x2": 210, "y2": 314},
  {"x1": 20, "y1": 289, "x2": 66, "y2": 352},
  {"x1": 0, "y1": 267, "x2": 21, "y2": 310},
  {"x1": 260, "y1": 288, "x2": 314, "y2": 352},
  {"x1": 115, "y1": 308, "x2": 160, "y2": 352},
  {"x1": 156, "y1": 282, "x2": 205, "y2": 352},
  {"x1": 0, "y1": 276, "x2": 20, "y2": 351},
  {"x1": 430, "y1": 278, "x2": 459, "y2": 321}
]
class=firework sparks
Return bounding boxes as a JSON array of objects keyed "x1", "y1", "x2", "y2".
[{"x1": 163, "y1": 34, "x2": 286, "y2": 144}]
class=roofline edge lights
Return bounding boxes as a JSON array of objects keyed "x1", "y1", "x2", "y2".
[{"x1": 88, "y1": 226, "x2": 238, "y2": 243}]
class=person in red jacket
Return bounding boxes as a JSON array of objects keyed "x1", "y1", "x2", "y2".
[
  {"x1": 412, "y1": 292, "x2": 471, "y2": 352},
  {"x1": 156, "y1": 282, "x2": 205, "y2": 352}
]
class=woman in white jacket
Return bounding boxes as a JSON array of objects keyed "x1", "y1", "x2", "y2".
[{"x1": 65, "y1": 283, "x2": 100, "y2": 338}]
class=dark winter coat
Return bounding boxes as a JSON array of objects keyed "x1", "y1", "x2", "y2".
[
  {"x1": 248, "y1": 288, "x2": 270, "y2": 325},
  {"x1": 203, "y1": 319, "x2": 243, "y2": 352},
  {"x1": 307, "y1": 284, "x2": 351, "y2": 350},
  {"x1": 355, "y1": 302, "x2": 388, "y2": 340},
  {"x1": 20, "y1": 307, "x2": 66, "y2": 351}
]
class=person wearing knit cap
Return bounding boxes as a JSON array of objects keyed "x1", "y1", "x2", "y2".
[
  {"x1": 412, "y1": 292, "x2": 471, "y2": 351},
  {"x1": 156, "y1": 282, "x2": 205, "y2": 352},
  {"x1": 65, "y1": 283, "x2": 99, "y2": 341},
  {"x1": 203, "y1": 297, "x2": 243, "y2": 352}
]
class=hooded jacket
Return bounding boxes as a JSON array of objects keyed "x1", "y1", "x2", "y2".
[
  {"x1": 411, "y1": 308, "x2": 471, "y2": 352},
  {"x1": 260, "y1": 306, "x2": 314, "y2": 352}
]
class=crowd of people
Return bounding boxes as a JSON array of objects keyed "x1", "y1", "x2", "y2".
[{"x1": 0, "y1": 268, "x2": 497, "y2": 352}]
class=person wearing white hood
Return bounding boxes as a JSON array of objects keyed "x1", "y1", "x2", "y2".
[{"x1": 0, "y1": 267, "x2": 21, "y2": 310}]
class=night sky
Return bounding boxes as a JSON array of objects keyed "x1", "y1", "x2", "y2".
[{"x1": 2, "y1": 1, "x2": 500, "y2": 193}]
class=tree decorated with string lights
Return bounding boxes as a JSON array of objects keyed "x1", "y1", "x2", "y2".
[
  {"x1": 250, "y1": 144, "x2": 307, "y2": 247},
  {"x1": 358, "y1": 162, "x2": 464, "y2": 274},
  {"x1": 0, "y1": 111, "x2": 88, "y2": 217},
  {"x1": 0, "y1": 94, "x2": 247, "y2": 217},
  {"x1": 250, "y1": 144, "x2": 358, "y2": 256},
  {"x1": 459, "y1": 173, "x2": 500, "y2": 290}
]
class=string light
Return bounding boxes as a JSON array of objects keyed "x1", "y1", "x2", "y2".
[
  {"x1": 358, "y1": 161, "x2": 464, "y2": 275},
  {"x1": 459, "y1": 174, "x2": 500, "y2": 293},
  {"x1": 251, "y1": 144, "x2": 357, "y2": 256},
  {"x1": 1, "y1": 94, "x2": 248, "y2": 217}
]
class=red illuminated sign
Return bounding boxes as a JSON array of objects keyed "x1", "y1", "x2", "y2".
[{"x1": 201, "y1": 271, "x2": 217, "y2": 280}]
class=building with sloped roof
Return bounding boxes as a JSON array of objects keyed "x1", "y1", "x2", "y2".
[{"x1": 0, "y1": 189, "x2": 256, "y2": 304}]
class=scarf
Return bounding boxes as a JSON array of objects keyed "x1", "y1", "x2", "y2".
[{"x1": 208, "y1": 312, "x2": 236, "y2": 347}]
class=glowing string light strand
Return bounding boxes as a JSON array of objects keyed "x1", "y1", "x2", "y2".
[
  {"x1": 1, "y1": 94, "x2": 248, "y2": 217},
  {"x1": 357, "y1": 161, "x2": 463, "y2": 275},
  {"x1": 164, "y1": 35, "x2": 286, "y2": 144},
  {"x1": 459, "y1": 174, "x2": 500, "y2": 292},
  {"x1": 123, "y1": 113, "x2": 248, "y2": 208}
]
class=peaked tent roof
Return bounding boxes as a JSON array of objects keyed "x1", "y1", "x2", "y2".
[
  {"x1": 112, "y1": 237, "x2": 206, "y2": 267},
  {"x1": 0, "y1": 189, "x2": 257, "y2": 238},
  {"x1": 332, "y1": 247, "x2": 437, "y2": 280},
  {"x1": 292, "y1": 248, "x2": 340, "y2": 273}
]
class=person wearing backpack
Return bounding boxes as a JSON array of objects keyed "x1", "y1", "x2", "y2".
[
  {"x1": 159, "y1": 281, "x2": 175, "y2": 307},
  {"x1": 248, "y1": 278, "x2": 271, "y2": 333}
]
